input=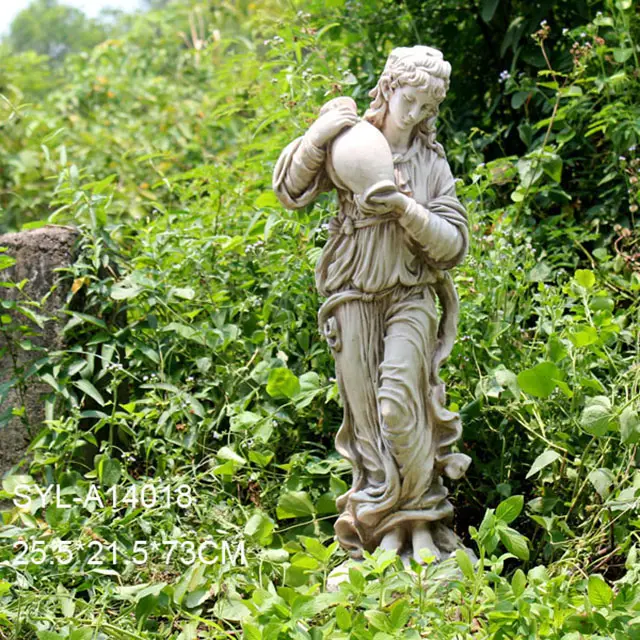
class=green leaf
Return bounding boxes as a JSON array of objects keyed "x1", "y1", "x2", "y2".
[
  {"x1": 480, "y1": 0, "x2": 499, "y2": 22},
  {"x1": 570, "y1": 325, "x2": 598, "y2": 347},
  {"x1": 517, "y1": 361, "x2": 561, "y2": 398},
  {"x1": 455, "y1": 548, "x2": 475, "y2": 579},
  {"x1": 498, "y1": 526, "x2": 529, "y2": 560},
  {"x1": 542, "y1": 154, "x2": 562, "y2": 182},
  {"x1": 276, "y1": 490, "x2": 315, "y2": 519},
  {"x1": 587, "y1": 468, "x2": 615, "y2": 499},
  {"x1": 216, "y1": 446, "x2": 246, "y2": 466},
  {"x1": 0, "y1": 255, "x2": 16, "y2": 270},
  {"x1": 496, "y1": 495, "x2": 524, "y2": 524},
  {"x1": 528, "y1": 261, "x2": 552, "y2": 282},
  {"x1": 335, "y1": 605, "x2": 351, "y2": 631},
  {"x1": 620, "y1": 406, "x2": 640, "y2": 445},
  {"x1": 243, "y1": 623, "x2": 262, "y2": 640},
  {"x1": 511, "y1": 569, "x2": 526, "y2": 598},
  {"x1": 574, "y1": 269, "x2": 595, "y2": 290},
  {"x1": 389, "y1": 599, "x2": 411, "y2": 629},
  {"x1": 99, "y1": 457, "x2": 121, "y2": 487},
  {"x1": 170, "y1": 286, "x2": 195, "y2": 300},
  {"x1": 244, "y1": 511, "x2": 274, "y2": 544},
  {"x1": 110, "y1": 282, "x2": 142, "y2": 300},
  {"x1": 580, "y1": 396, "x2": 612, "y2": 436},
  {"x1": 613, "y1": 47, "x2": 633, "y2": 63},
  {"x1": 588, "y1": 575, "x2": 612, "y2": 607},
  {"x1": 73, "y1": 379, "x2": 105, "y2": 406},
  {"x1": 526, "y1": 449, "x2": 561, "y2": 478},
  {"x1": 266, "y1": 367, "x2": 300, "y2": 399}
]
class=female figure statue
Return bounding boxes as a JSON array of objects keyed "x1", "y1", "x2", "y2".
[{"x1": 272, "y1": 46, "x2": 471, "y2": 563}]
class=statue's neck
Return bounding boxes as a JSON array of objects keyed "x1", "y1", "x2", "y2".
[{"x1": 381, "y1": 118, "x2": 413, "y2": 156}]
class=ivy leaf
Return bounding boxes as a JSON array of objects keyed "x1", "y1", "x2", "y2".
[
  {"x1": 526, "y1": 449, "x2": 561, "y2": 478},
  {"x1": 517, "y1": 362, "x2": 562, "y2": 398}
]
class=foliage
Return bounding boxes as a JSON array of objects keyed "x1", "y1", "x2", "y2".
[
  {"x1": 0, "y1": 0, "x2": 638, "y2": 638},
  {"x1": 6, "y1": 0, "x2": 107, "y2": 63}
]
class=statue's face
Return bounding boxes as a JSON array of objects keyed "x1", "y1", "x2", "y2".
[{"x1": 386, "y1": 84, "x2": 438, "y2": 132}]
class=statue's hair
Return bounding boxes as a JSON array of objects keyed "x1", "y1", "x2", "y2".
[{"x1": 364, "y1": 46, "x2": 451, "y2": 157}]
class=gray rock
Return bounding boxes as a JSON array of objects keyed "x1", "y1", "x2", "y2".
[{"x1": 0, "y1": 225, "x2": 78, "y2": 481}]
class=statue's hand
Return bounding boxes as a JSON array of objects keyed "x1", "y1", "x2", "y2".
[
  {"x1": 365, "y1": 191, "x2": 411, "y2": 217},
  {"x1": 306, "y1": 106, "x2": 359, "y2": 148}
]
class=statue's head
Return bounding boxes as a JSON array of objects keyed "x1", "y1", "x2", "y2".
[{"x1": 365, "y1": 46, "x2": 451, "y2": 156}]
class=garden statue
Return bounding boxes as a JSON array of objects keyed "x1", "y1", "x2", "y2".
[{"x1": 272, "y1": 46, "x2": 471, "y2": 565}]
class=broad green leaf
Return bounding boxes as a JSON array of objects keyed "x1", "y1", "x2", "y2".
[
  {"x1": 170, "y1": 286, "x2": 195, "y2": 300},
  {"x1": 266, "y1": 367, "x2": 300, "y2": 399},
  {"x1": 517, "y1": 361, "x2": 561, "y2": 398},
  {"x1": 244, "y1": 511, "x2": 274, "y2": 544},
  {"x1": 276, "y1": 490, "x2": 315, "y2": 519},
  {"x1": 496, "y1": 495, "x2": 524, "y2": 524},
  {"x1": 580, "y1": 396, "x2": 612, "y2": 436},
  {"x1": 542, "y1": 154, "x2": 562, "y2": 182},
  {"x1": 335, "y1": 605, "x2": 351, "y2": 631},
  {"x1": 99, "y1": 457, "x2": 121, "y2": 486},
  {"x1": 526, "y1": 449, "x2": 561, "y2": 478},
  {"x1": 620, "y1": 406, "x2": 640, "y2": 445},
  {"x1": 587, "y1": 468, "x2": 615, "y2": 499},
  {"x1": 588, "y1": 575, "x2": 612, "y2": 607},
  {"x1": 574, "y1": 269, "x2": 595, "y2": 290},
  {"x1": 243, "y1": 623, "x2": 262, "y2": 640},
  {"x1": 110, "y1": 282, "x2": 142, "y2": 300},
  {"x1": 498, "y1": 526, "x2": 529, "y2": 560},
  {"x1": 528, "y1": 261, "x2": 552, "y2": 282},
  {"x1": 216, "y1": 446, "x2": 246, "y2": 466}
]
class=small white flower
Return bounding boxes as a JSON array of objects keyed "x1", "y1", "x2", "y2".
[{"x1": 562, "y1": 28, "x2": 569, "y2": 35}]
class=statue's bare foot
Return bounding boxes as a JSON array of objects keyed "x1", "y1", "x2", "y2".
[
  {"x1": 412, "y1": 522, "x2": 441, "y2": 564},
  {"x1": 379, "y1": 526, "x2": 405, "y2": 553}
]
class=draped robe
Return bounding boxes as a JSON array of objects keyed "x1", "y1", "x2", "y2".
[{"x1": 273, "y1": 126, "x2": 471, "y2": 556}]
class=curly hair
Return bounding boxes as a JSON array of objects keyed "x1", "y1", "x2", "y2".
[{"x1": 364, "y1": 46, "x2": 451, "y2": 157}]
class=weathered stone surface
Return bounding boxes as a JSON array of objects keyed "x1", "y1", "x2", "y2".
[{"x1": 0, "y1": 224, "x2": 78, "y2": 480}]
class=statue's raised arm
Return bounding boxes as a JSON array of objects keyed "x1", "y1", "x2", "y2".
[{"x1": 272, "y1": 99, "x2": 358, "y2": 209}]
